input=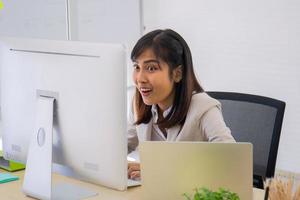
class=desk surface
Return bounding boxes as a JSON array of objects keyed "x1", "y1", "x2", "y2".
[{"x1": 0, "y1": 169, "x2": 265, "y2": 200}]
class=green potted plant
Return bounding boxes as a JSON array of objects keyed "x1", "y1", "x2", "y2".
[{"x1": 183, "y1": 187, "x2": 240, "y2": 200}]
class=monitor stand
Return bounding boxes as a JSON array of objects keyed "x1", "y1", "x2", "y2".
[{"x1": 22, "y1": 95, "x2": 98, "y2": 199}]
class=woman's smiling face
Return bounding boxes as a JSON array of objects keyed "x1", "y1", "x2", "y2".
[{"x1": 132, "y1": 48, "x2": 177, "y2": 111}]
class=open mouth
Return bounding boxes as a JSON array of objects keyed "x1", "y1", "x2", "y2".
[{"x1": 140, "y1": 87, "x2": 152, "y2": 97}]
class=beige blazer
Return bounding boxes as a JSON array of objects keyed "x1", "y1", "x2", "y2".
[{"x1": 127, "y1": 92, "x2": 235, "y2": 152}]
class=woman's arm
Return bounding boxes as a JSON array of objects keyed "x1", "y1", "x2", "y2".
[
  {"x1": 200, "y1": 106, "x2": 236, "y2": 142},
  {"x1": 127, "y1": 95, "x2": 139, "y2": 153},
  {"x1": 128, "y1": 122, "x2": 138, "y2": 153}
]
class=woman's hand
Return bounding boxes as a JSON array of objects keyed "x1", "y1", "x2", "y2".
[{"x1": 128, "y1": 162, "x2": 140, "y2": 179}]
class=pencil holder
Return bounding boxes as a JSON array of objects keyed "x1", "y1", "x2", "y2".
[{"x1": 264, "y1": 177, "x2": 300, "y2": 200}]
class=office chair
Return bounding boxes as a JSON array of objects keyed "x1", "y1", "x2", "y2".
[{"x1": 207, "y1": 91, "x2": 285, "y2": 189}]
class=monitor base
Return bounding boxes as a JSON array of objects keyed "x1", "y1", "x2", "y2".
[{"x1": 22, "y1": 95, "x2": 98, "y2": 199}]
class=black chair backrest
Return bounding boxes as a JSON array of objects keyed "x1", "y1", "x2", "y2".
[{"x1": 207, "y1": 91, "x2": 285, "y2": 188}]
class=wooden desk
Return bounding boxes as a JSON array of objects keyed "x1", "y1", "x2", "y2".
[{"x1": 0, "y1": 169, "x2": 265, "y2": 200}]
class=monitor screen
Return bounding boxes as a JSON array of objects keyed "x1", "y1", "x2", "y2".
[{"x1": 0, "y1": 37, "x2": 128, "y2": 191}]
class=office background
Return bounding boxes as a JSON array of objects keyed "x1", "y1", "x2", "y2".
[{"x1": 0, "y1": 0, "x2": 299, "y2": 175}]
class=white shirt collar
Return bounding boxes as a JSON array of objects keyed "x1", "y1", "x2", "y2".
[{"x1": 151, "y1": 104, "x2": 173, "y2": 123}]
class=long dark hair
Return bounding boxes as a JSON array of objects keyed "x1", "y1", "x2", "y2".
[{"x1": 131, "y1": 29, "x2": 204, "y2": 128}]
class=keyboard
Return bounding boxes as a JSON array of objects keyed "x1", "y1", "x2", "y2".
[{"x1": 128, "y1": 178, "x2": 141, "y2": 187}]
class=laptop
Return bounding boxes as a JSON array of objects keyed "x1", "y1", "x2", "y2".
[
  {"x1": 139, "y1": 142, "x2": 253, "y2": 200},
  {"x1": 0, "y1": 139, "x2": 25, "y2": 171}
]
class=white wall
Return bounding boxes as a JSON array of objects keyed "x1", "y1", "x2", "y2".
[
  {"x1": 143, "y1": 0, "x2": 300, "y2": 173},
  {"x1": 69, "y1": 0, "x2": 142, "y2": 47},
  {"x1": 0, "y1": 0, "x2": 67, "y2": 40},
  {"x1": 0, "y1": 0, "x2": 142, "y2": 43}
]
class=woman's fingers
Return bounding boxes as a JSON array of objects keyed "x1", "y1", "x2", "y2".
[
  {"x1": 128, "y1": 162, "x2": 140, "y2": 173},
  {"x1": 128, "y1": 162, "x2": 140, "y2": 179},
  {"x1": 130, "y1": 170, "x2": 140, "y2": 179}
]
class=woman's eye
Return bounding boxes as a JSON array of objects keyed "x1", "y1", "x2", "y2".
[
  {"x1": 146, "y1": 65, "x2": 157, "y2": 72},
  {"x1": 133, "y1": 65, "x2": 139, "y2": 71}
]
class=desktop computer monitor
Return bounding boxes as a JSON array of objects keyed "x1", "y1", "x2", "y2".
[{"x1": 0, "y1": 37, "x2": 128, "y2": 195}]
